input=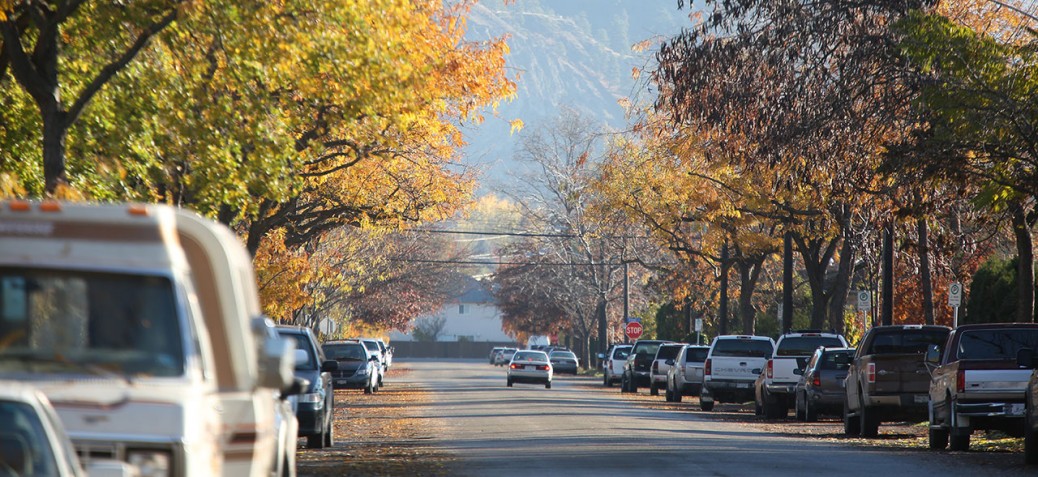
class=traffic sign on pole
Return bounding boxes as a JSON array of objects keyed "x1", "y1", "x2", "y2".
[
  {"x1": 625, "y1": 321, "x2": 643, "y2": 340},
  {"x1": 857, "y1": 290, "x2": 871, "y2": 311},
  {"x1": 948, "y1": 282, "x2": 962, "y2": 307}
]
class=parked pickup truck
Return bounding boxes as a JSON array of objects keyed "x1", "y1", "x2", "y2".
[
  {"x1": 926, "y1": 323, "x2": 1038, "y2": 451},
  {"x1": 701, "y1": 335, "x2": 775, "y2": 411},
  {"x1": 843, "y1": 325, "x2": 951, "y2": 437},
  {"x1": 756, "y1": 331, "x2": 847, "y2": 419},
  {"x1": 0, "y1": 201, "x2": 294, "y2": 476}
]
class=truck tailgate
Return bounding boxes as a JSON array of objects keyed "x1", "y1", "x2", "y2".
[
  {"x1": 711, "y1": 357, "x2": 765, "y2": 382},
  {"x1": 870, "y1": 354, "x2": 930, "y2": 394},
  {"x1": 963, "y1": 368, "x2": 1031, "y2": 394}
]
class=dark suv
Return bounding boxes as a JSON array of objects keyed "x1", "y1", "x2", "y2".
[
  {"x1": 621, "y1": 340, "x2": 672, "y2": 393},
  {"x1": 276, "y1": 326, "x2": 338, "y2": 449}
]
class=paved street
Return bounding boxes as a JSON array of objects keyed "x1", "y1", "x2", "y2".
[{"x1": 387, "y1": 359, "x2": 1031, "y2": 477}]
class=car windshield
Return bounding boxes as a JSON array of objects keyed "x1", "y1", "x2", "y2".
[
  {"x1": 362, "y1": 341, "x2": 380, "y2": 353},
  {"x1": 710, "y1": 339, "x2": 773, "y2": 358},
  {"x1": 0, "y1": 400, "x2": 60, "y2": 476},
  {"x1": 685, "y1": 347, "x2": 709, "y2": 363},
  {"x1": 324, "y1": 344, "x2": 367, "y2": 361},
  {"x1": 956, "y1": 329, "x2": 1038, "y2": 361},
  {"x1": 633, "y1": 342, "x2": 663, "y2": 357},
  {"x1": 776, "y1": 336, "x2": 844, "y2": 356},
  {"x1": 867, "y1": 329, "x2": 949, "y2": 354},
  {"x1": 0, "y1": 268, "x2": 185, "y2": 378},
  {"x1": 550, "y1": 351, "x2": 576, "y2": 359}
]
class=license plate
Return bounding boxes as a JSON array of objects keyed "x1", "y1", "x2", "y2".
[
  {"x1": 1007, "y1": 403, "x2": 1026, "y2": 417},
  {"x1": 914, "y1": 395, "x2": 928, "y2": 404}
]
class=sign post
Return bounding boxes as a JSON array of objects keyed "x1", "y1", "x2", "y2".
[
  {"x1": 857, "y1": 290, "x2": 871, "y2": 332},
  {"x1": 948, "y1": 282, "x2": 962, "y2": 328}
]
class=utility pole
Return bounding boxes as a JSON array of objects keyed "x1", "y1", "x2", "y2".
[
  {"x1": 881, "y1": 222, "x2": 894, "y2": 326},
  {"x1": 782, "y1": 230, "x2": 793, "y2": 333},
  {"x1": 719, "y1": 240, "x2": 729, "y2": 335}
]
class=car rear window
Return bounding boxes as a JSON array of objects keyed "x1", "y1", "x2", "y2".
[
  {"x1": 612, "y1": 347, "x2": 631, "y2": 359},
  {"x1": 820, "y1": 350, "x2": 853, "y2": 370},
  {"x1": 632, "y1": 342, "x2": 663, "y2": 358},
  {"x1": 655, "y1": 345, "x2": 683, "y2": 360},
  {"x1": 710, "y1": 339, "x2": 773, "y2": 358},
  {"x1": 776, "y1": 336, "x2": 845, "y2": 356},
  {"x1": 685, "y1": 347, "x2": 709, "y2": 363},
  {"x1": 513, "y1": 351, "x2": 547, "y2": 361},
  {"x1": 957, "y1": 329, "x2": 1038, "y2": 360},
  {"x1": 867, "y1": 329, "x2": 949, "y2": 354},
  {"x1": 324, "y1": 344, "x2": 367, "y2": 360}
]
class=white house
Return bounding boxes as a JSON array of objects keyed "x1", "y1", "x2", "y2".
[{"x1": 390, "y1": 276, "x2": 510, "y2": 342}]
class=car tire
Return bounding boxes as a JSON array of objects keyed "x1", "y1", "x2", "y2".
[
  {"x1": 700, "y1": 399, "x2": 714, "y2": 412},
  {"x1": 949, "y1": 430, "x2": 970, "y2": 451},
  {"x1": 929, "y1": 426, "x2": 949, "y2": 450},
  {"x1": 507, "y1": 377, "x2": 513, "y2": 387},
  {"x1": 545, "y1": 382, "x2": 551, "y2": 389},
  {"x1": 324, "y1": 413, "x2": 335, "y2": 448},
  {"x1": 650, "y1": 382, "x2": 659, "y2": 396},
  {"x1": 795, "y1": 395, "x2": 806, "y2": 422},
  {"x1": 804, "y1": 399, "x2": 817, "y2": 422},
  {"x1": 674, "y1": 387, "x2": 683, "y2": 403},
  {"x1": 843, "y1": 399, "x2": 860, "y2": 436},
  {"x1": 306, "y1": 428, "x2": 325, "y2": 450},
  {"x1": 1025, "y1": 420, "x2": 1038, "y2": 464},
  {"x1": 629, "y1": 375, "x2": 639, "y2": 394},
  {"x1": 620, "y1": 374, "x2": 629, "y2": 393},
  {"x1": 763, "y1": 391, "x2": 785, "y2": 419},
  {"x1": 364, "y1": 383, "x2": 373, "y2": 394},
  {"x1": 604, "y1": 372, "x2": 610, "y2": 387},
  {"x1": 860, "y1": 403, "x2": 880, "y2": 438}
]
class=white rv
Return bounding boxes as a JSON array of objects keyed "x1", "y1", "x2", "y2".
[{"x1": 0, "y1": 201, "x2": 293, "y2": 477}]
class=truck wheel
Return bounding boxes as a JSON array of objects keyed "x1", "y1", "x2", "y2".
[
  {"x1": 949, "y1": 431, "x2": 970, "y2": 451},
  {"x1": 629, "y1": 375, "x2": 639, "y2": 394},
  {"x1": 794, "y1": 394, "x2": 805, "y2": 421},
  {"x1": 700, "y1": 399, "x2": 714, "y2": 411},
  {"x1": 860, "y1": 403, "x2": 880, "y2": 438},
  {"x1": 306, "y1": 430, "x2": 325, "y2": 449},
  {"x1": 664, "y1": 386, "x2": 673, "y2": 402},
  {"x1": 1025, "y1": 423, "x2": 1038, "y2": 464},
  {"x1": 620, "y1": 374, "x2": 630, "y2": 393},
  {"x1": 764, "y1": 392, "x2": 786, "y2": 419},
  {"x1": 929, "y1": 427, "x2": 949, "y2": 450},
  {"x1": 673, "y1": 387, "x2": 683, "y2": 403},
  {"x1": 604, "y1": 372, "x2": 611, "y2": 387},
  {"x1": 650, "y1": 382, "x2": 659, "y2": 396},
  {"x1": 843, "y1": 399, "x2": 860, "y2": 435},
  {"x1": 324, "y1": 416, "x2": 335, "y2": 447}
]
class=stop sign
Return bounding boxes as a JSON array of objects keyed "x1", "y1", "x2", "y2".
[{"x1": 625, "y1": 321, "x2": 643, "y2": 340}]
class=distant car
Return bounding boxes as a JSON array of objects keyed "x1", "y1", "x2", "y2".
[
  {"x1": 0, "y1": 380, "x2": 86, "y2": 477},
  {"x1": 323, "y1": 340, "x2": 381, "y2": 394},
  {"x1": 357, "y1": 338, "x2": 390, "y2": 380},
  {"x1": 276, "y1": 326, "x2": 338, "y2": 449},
  {"x1": 702, "y1": 335, "x2": 775, "y2": 411},
  {"x1": 622, "y1": 340, "x2": 674, "y2": 393},
  {"x1": 757, "y1": 331, "x2": 848, "y2": 419},
  {"x1": 599, "y1": 344, "x2": 632, "y2": 387},
  {"x1": 494, "y1": 348, "x2": 518, "y2": 366},
  {"x1": 666, "y1": 345, "x2": 710, "y2": 402},
  {"x1": 650, "y1": 343, "x2": 686, "y2": 396},
  {"x1": 507, "y1": 350, "x2": 553, "y2": 388},
  {"x1": 794, "y1": 347, "x2": 855, "y2": 421},
  {"x1": 549, "y1": 350, "x2": 580, "y2": 374},
  {"x1": 489, "y1": 347, "x2": 507, "y2": 364}
]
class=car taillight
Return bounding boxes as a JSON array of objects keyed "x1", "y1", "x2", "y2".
[
  {"x1": 652, "y1": 361, "x2": 659, "y2": 373},
  {"x1": 867, "y1": 362, "x2": 876, "y2": 384},
  {"x1": 812, "y1": 373, "x2": 820, "y2": 387},
  {"x1": 766, "y1": 359, "x2": 773, "y2": 379},
  {"x1": 537, "y1": 365, "x2": 550, "y2": 371},
  {"x1": 705, "y1": 359, "x2": 711, "y2": 376},
  {"x1": 957, "y1": 369, "x2": 965, "y2": 393},
  {"x1": 510, "y1": 363, "x2": 522, "y2": 369}
]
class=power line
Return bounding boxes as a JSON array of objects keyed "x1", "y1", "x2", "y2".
[
  {"x1": 409, "y1": 228, "x2": 650, "y2": 239},
  {"x1": 387, "y1": 257, "x2": 657, "y2": 267}
]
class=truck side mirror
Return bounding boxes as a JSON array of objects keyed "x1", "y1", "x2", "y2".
[
  {"x1": 1017, "y1": 348, "x2": 1036, "y2": 369},
  {"x1": 282, "y1": 377, "x2": 309, "y2": 397},
  {"x1": 925, "y1": 344, "x2": 941, "y2": 365}
]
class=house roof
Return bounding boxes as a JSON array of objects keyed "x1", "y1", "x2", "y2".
[{"x1": 455, "y1": 275, "x2": 495, "y2": 304}]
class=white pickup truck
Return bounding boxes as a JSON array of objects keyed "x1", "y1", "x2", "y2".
[
  {"x1": 0, "y1": 201, "x2": 294, "y2": 476},
  {"x1": 927, "y1": 323, "x2": 1038, "y2": 451},
  {"x1": 701, "y1": 335, "x2": 775, "y2": 411},
  {"x1": 757, "y1": 331, "x2": 847, "y2": 419}
]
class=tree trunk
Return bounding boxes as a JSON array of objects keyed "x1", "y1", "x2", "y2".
[
  {"x1": 826, "y1": 237, "x2": 854, "y2": 335},
  {"x1": 916, "y1": 217, "x2": 936, "y2": 325},
  {"x1": 718, "y1": 241, "x2": 729, "y2": 335},
  {"x1": 782, "y1": 230, "x2": 794, "y2": 333},
  {"x1": 881, "y1": 223, "x2": 894, "y2": 326},
  {"x1": 736, "y1": 256, "x2": 765, "y2": 335},
  {"x1": 1012, "y1": 205, "x2": 1035, "y2": 323},
  {"x1": 42, "y1": 106, "x2": 69, "y2": 194}
]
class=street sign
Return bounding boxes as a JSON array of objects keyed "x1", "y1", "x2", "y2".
[
  {"x1": 948, "y1": 282, "x2": 962, "y2": 307},
  {"x1": 857, "y1": 290, "x2": 871, "y2": 311},
  {"x1": 625, "y1": 321, "x2": 643, "y2": 340},
  {"x1": 694, "y1": 318, "x2": 703, "y2": 332},
  {"x1": 318, "y1": 317, "x2": 338, "y2": 335},
  {"x1": 625, "y1": 316, "x2": 640, "y2": 324}
]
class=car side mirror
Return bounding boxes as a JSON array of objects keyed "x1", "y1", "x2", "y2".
[
  {"x1": 321, "y1": 360, "x2": 339, "y2": 372},
  {"x1": 665, "y1": 359, "x2": 675, "y2": 366},
  {"x1": 294, "y1": 349, "x2": 309, "y2": 366},
  {"x1": 596, "y1": 353, "x2": 606, "y2": 359},
  {"x1": 1018, "y1": 348, "x2": 1036, "y2": 369},
  {"x1": 793, "y1": 368, "x2": 803, "y2": 375},
  {"x1": 282, "y1": 377, "x2": 309, "y2": 397}
]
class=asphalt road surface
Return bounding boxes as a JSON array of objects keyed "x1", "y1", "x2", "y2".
[{"x1": 395, "y1": 359, "x2": 1031, "y2": 477}]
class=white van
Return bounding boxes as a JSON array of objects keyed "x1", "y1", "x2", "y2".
[{"x1": 0, "y1": 201, "x2": 293, "y2": 477}]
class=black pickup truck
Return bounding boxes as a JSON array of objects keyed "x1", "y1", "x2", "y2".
[{"x1": 842, "y1": 325, "x2": 951, "y2": 437}]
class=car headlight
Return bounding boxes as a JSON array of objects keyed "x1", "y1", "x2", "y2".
[
  {"x1": 127, "y1": 450, "x2": 171, "y2": 477},
  {"x1": 357, "y1": 366, "x2": 369, "y2": 375},
  {"x1": 298, "y1": 392, "x2": 322, "y2": 404}
]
